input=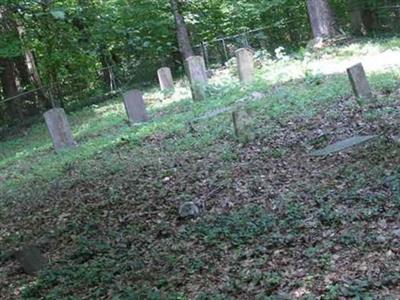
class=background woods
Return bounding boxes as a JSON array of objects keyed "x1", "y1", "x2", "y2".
[{"x1": 1, "y1": 0, "x2": 400, "y2": 130}]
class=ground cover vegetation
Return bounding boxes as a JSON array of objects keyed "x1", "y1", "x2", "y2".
[
  {"x1": 1, "y1": 38, "x2": 400, "y2": 298},
  {"x1": 1, "y1": 0, "x2": 400, "y2": 299}
]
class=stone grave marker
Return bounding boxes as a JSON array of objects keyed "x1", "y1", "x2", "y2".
[
  {"x1": 232, "y1": 108, "x2": 255, "y2": 143},
  {"x1": 185, "y1": 56, "x2": 208, "y2": 101},
  {"x1": 43, "y1": 108, "x2": 76, "y2": 153},
  {"x1": 347, "y1": 63, "x2": 372, "y2": 99},
  {"x1": 236, "y1": 48, "x2": 254, "y2": 84},
  {"x1": 15, "y1": 245, "x2": 48, "y2": 275},
  {"x1": 157, "y1": 67, "x2": 174, "y2": 91},
  {"x1": 311, "y1": 135, "x2": 378, "y2": 156},
  {"x1": 123, "y1": 90, "x2": 149, "y2": 125}
]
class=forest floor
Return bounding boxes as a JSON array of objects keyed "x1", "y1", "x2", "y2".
[{"x1": 1, "y1": 37, "x2": 400, "y2": 299}]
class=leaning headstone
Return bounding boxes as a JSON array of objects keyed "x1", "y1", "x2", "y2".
[
  {"x1": 347, "y1": 63, "x2": 372, "y2": 99},
  {"x1": 123, "y1": 90, "x2": 149, "y2": 125},
  {"x1": 157, "y1": 67, "x2": 174, "y2": 91},
  {"x1": 232, "y1": 108, "x2": 255, "y2": 143},
  {"x1": 236, "y1": 48, "x2": 254, "y2": 84},
  {"x1": 15, "y1": 245, "x2": 48, "y2": 275},
  {"x1": 43, "y1": 108, "x2": 76, "y2": 153},
  {"x1": 185, "y1": 56, "x2": 208, "y2": 101}
]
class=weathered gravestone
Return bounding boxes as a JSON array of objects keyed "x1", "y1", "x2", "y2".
[
  {"x1": 123, "y1": 90, "x2": 149, "y2": 125},
  {"x1": 347, "y1": 63, "x2": 372, "y2": 99},
  {"x1": 185, "y1": 56, "x2": 208, "y2": 101},
  {"x1": 236, "y1": 48, "x2": 254, "y2": 84},
  {"x1": 157, "y1": 67, "x2": 174, "y2": 91},
  {"x1": 15, "y1": 245, "x2": 48, "y2": 275},
  {"x1": 232, "y1": 108, "x2": 255, "y2": 143},
  {"x1": 43, "y1": 108, "x2": 76, "y2": 153}
]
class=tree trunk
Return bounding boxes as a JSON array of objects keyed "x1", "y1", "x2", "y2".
[
  {"x1": 169, "y1": 0, "x2": 194, "y2": 60},
  {"x1": 306, "y1": 0, "x2": 340, "y2": 39},
  {"x1": 99, "y1": 49, "x2": 116, "y2": 92},
  {"x1": 348, "y1": 0, "x2": 367, "y2": 35},
  {"x1": 362, "y1": 8, "x2": 378, "y2": 33},
  {"x1": 0, "y1": 58, "x2": 22, "y2": 119}
]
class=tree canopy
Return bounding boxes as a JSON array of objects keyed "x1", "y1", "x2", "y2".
[{"x1": 0, "y1": 0, "x2": 398, "y2": 128}]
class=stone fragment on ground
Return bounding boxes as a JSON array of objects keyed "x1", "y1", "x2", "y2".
[
  {"x1": 179, "y1": 202, "x2": 200, "y2": 218},
  {"x1": 311, "y1": 135, "x2": 378, "y2": 156},
  {"x1": 15, "y1": 245, "x2": 47, "y2": 275}
]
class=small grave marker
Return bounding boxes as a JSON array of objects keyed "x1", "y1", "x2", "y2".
[
  {"x1": 157, "y1": 67, "x2": 174, "y2": 91},
  {"x1": 232, "y1": 108, "x2": 255, "y2": 143},
  {"x1": 185, "y1": 56, "x2": 208, "y2": 101},
  {"x1": 15, "y1": 245, "x2": 48, "y2": 275},
  {"x1": 347, "y1": 63, "x2": 372, "y2": 99},
  {"x1": 236, "y1": 48, "x2": 254, "y2": 83},
  {"x1": 43, "y1": 108, "x2": 76, "y2": 153},
  {"x1": 123, "y1": 90, "x2": 149, "y2": 125},
  {"x1": 179, "y1": 202, "x2": 200, "y2": 218}
]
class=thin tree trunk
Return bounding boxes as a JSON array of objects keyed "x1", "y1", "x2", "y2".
[
  {"x1": 99, "y1": 50, "x2": 116, "y2": 92},
  {"x1": 306, "y1": 0, "x2": 340, "y2": 39},
  {"x1": 170, "y1": 0, "x2": 194, "y2": 60}
]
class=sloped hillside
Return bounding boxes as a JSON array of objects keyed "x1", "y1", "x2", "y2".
[{"x1": 1, "y1": 38, "x2": 400, "y2": 299}]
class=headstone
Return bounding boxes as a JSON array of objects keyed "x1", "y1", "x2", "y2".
[
  {"x1": 123, "y1": 90, "x2": 149, "y2": 125},
  {"x1": 157, "y1": 67, "x2": 174, "y2": 91},
  {"x1": 185, "y1": 56, "x2": 208, "y2": 101},
  {"x1": 347, "y1": 63, "x2": 373, "y2": 99},
  {"x1": 232, "y1": 108, "x2": 254, "y2": 143},
  {"x1": 236, "y1": 48, "x2": 254, "y2": 84},
  {"x1": 43, "y1": 108, "x2": 76, "y2": 153},
  {"x1": 15, "y1": 245, "x2": 47, "y2": 275}
]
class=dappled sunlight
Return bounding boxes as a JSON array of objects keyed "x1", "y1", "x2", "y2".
[
  {"x1": 145, "y1": 81, "x2": 192, "y2": 110},
  {"x1": 308, "y1": 47, "x2": 400, "y2": 76}
]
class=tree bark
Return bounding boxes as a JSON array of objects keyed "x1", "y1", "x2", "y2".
[
  {"x1": 0, "y1": 58, "x2": 22, "y2": 119},
  {"x1": 306, "y1": 0, "x2": 340, "y2": 39},
  {"x1": 170, "y1": 0, "x2": 194, "y2": 60},
  {"x1": 348, "y1": 0, "x2": 367, "y2": 35}
]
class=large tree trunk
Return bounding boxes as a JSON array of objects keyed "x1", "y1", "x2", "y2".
[
  {"x1": 169, "y1": 0, "x2": 194, "y2": 60},
  {"x1": 0, "y1": 58, "x2": 22, "y2": 119},
  {"x1": 0, "y1": 6, "x2": 23, "y2": 120},
  {"x1": 306, "y1": 0, "x2": 340, "y2": 39}
]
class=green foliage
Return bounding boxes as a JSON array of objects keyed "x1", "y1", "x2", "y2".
[
  {"x1": 182, "y1": 206, "x2": 275, "y2": 246},
  {"x1": 1, "y1": 38, "x2": 400, "y2": 298}
]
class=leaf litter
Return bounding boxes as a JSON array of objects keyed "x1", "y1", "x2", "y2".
[{"x1": 0, "y1": 85, "x2": 400, "y2": 299}]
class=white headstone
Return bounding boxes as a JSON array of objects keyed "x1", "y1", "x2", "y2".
[
  {"x1": 185, "y1": 56, "x2": 208, "y2": 101},
  {"x1": 43, "y1": 108, "x2": 76, "y2": 153},
  {"x1": 236, "y1": 48, "x2": 254, "y2": 84},
  {"x1": 347, "y1": 63, "x2": 372, "y2": 99},
  {"x1": 123, "y1": 90, "x2": 149, "y2": 125},
  {"x1": 157, "y1": 67, "x2": 174, "y2": 91}
]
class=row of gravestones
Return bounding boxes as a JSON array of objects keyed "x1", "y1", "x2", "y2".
[
  {"x1": 15, "y1": 61, "x2": 377, "y2": 275},
  {"x1": 43, "y1": 48, "x2": 254, "y2": 153},
  {"x1": 43, "y1": 47, "x2": 372, "y2": 153}
]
